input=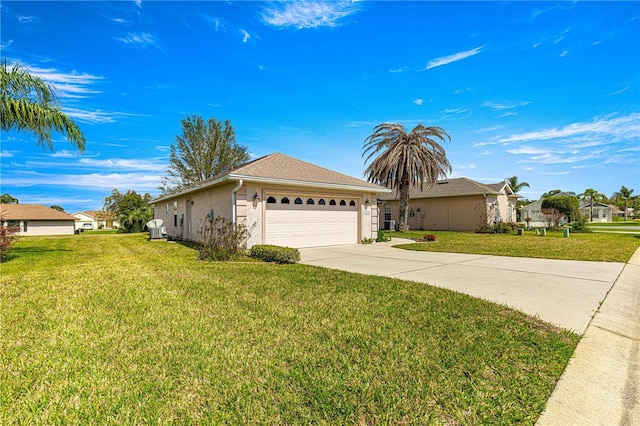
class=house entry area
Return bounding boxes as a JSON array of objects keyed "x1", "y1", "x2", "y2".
[{"x1": 265, "y1": 195, "x2": 358, "y2": 248}]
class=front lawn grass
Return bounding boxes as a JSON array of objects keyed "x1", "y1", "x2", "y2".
[
  {"x1": 390, "y1": 230, "x2": 639, "y2": 262},
  {"x1": 1, "y1": 234, "x2": 578, "y2": 424}
]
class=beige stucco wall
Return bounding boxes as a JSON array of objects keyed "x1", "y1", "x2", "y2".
[
  {"x1": 153, "y1": 182, "x2": 378, "y2": 247},
  {"x1": 382, "y1": 194, "x2": 517, "y2": 231}
]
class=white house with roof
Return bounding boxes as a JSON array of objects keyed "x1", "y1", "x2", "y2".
[
  {"x1": 151, "y1": 153, "x2": 390, "y2": 248},
  {"x1": 377, "y1": 178, "x2": 519, "y2": 231},
  {"x1": 1, "y1": 204, "x2": 76, "y2": 235}
]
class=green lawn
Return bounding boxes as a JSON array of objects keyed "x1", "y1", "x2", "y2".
[
  {"x1": 389, "y1": 230, "x2": 640, "y2": 262},
  {"x1": 1, "y1": 234, "x2": 577, "y2": 425}
]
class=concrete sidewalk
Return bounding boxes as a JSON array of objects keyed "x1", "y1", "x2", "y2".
[
  {"x1": 536, "y1": 248, "x2": 640, "y2": 425},
  {"x1": 300, "y1": 239, "x2": 625, "y2": 333}
]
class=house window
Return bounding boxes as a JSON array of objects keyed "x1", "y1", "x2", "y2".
[
  {"x1": 165, "y1": 203, "x2": 169, "y2": 214},
  {"x1": 329, "y1": 199, "x2": 336, "y2": 206},
  {"x1": 349, "y1": 200, "x2": 356, "y2": 207},
  {"x1": 174, "y1": 215, "x2": 178, "y2": 227},
  {"x1": 7, "y1": 220, "x2": 20, "y2": 230},
  {"x1": 318, "y1": 199, "x2": 326, "y2": 205},
  {"x1": 23, "y1": 221, "x2": 27, "y2": 232},
  {"x1": 294, "y1": 197, "x2": 303, "y2": 205},
  {"x1": 306, "y1": 198, "x2": 314, "y2": 205},
  {"x1": 339, "y1": 200, "x2": 346, "y2": 206},
  {"x1": 384, "y1": 206, "x2": 392, "y2": 221},
  {"x1": 267, "y1": 196, "x2": 276, "y2": 204},
  {"x1": 281, "y1": 197, "x2": 290, "y2": 204}
]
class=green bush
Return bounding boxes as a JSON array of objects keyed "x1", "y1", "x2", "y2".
[
  {"x1": 376, "y1": 230, "x2": 390, "y2": 242},
  {"x1": 570, "y1": 216, "x2": 592, "y2": 233},
  {"x1": 249, "y1": 244, "x2": 300, "y2": 264},
  {"x1": 198, "y1": 216, "x2": 250, "y2": 261}
]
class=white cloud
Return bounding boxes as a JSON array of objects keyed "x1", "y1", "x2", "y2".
[
  {"x1": 414, "y1": 99, "x2": 423, "y2": 106},
  {"x1": 19, "y1": 64, "x2": 103, "y2": 99},
  {"x1": 240, "y1": 29, "x2": 251, "y2": 43},
  {"x1": 49, "y1": 150, "x2": 78, "y2": 158},
  {"x1": 2, "y1": 172, "x2": 162, "y2": 191},
  {"x1": 262, "y1": 1, "x2": 360, "y2": 29},
  {"x1": 390, "y1": 67, "x2": 408, "y2": 73},
  {"x1": 0, "y1": 150, "x2": 14, "y2": 158},
  {"x1": 62, "y1": 108, "x2": 138, "y2": 124},
  {"x1": 117, "y1": 32, "x2": 159, "y2": 48},
  {"x1": 0, "y1": 39, "x2": 13, "y2": 49},
  {"x1": 483, "y1": 101, "x2": 530, "y2": 110},
  {"x1": 77, "y1": 158, "x2": 165, "y2": 172},
  {"x1": 18, "y1": 15, "x2": 34, "y2": 23},
  {"x1": 424, "y1": 46, "x2": 484, "y2": 70}
]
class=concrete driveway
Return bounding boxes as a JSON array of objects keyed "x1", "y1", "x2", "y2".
[{"x1": 300, "y1": 239, "x2": 626, "y2": 333}]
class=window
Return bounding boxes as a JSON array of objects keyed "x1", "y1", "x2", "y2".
[
  {"x1": 294, "y1": 197, "x2": 303, "y2": 205},
  {"x1": 23, "y1": 221, "x2": 27, "y2": 232},
  {"x1": 281, "y1": 197, "x2": 290, "y2": 204},
  {"x1": 339, "y1": 200, "x2": 346, "y2": 206},
  {"x1": 7, "y1": 220, "x2": 20, "y2": 230},
  {"x1": 306, "y1": 198, "x2": 314, "y2": 205},
  {"x1": 349, "y1": 200, "x2": 356, "y2": 206},
  {"x1": 165, "y1": 203, "x2": 169, "y2": 214},
  {"x1": 318, "y1": 199, "x2": 326, "y2": 205},
  {"x1": 174, "y1": 215, "x2": 178, "y2": 227},
  {"x1": 267, "y1": 196, "x2": 276, "y2": 204},
  {"x1": 329, "y1": 199, "x2": 336, "y2": 206}
]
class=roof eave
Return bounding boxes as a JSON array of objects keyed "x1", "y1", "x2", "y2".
[{"x1": 229, "y1": 174, "x2": 391, "y2": 193}]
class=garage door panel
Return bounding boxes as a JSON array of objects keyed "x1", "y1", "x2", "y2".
[{"x1": 265, "y1": 199, "x2": 357, "y2": 248}]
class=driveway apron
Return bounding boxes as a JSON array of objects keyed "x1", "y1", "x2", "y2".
[{"x1": 299, "y1": 239, "x2": 625, "y2": 334}]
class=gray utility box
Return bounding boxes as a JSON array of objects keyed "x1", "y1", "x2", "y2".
[{"x1": 149, "y1": 226, "x2": 167, "y2": 240}]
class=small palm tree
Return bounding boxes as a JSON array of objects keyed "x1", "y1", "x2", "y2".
[
  {"x1": 506, "y1": 176, "x2": 530, "y2": 193},
  {"x1": 1, "y1": 61, "x2": 85, "y2": 151},
  {"x1": 363, "y1": 123, "x2": 451, "y2": 231},
  {"x1": 578, "y1": 188, "x2": 605, "y2": 222},
  {"x1": 612, "y1": 186, "x2": 634, "y2": 221}
]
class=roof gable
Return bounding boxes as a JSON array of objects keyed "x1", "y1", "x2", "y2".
[{"x1": 1, "y1": 204, "x2": 77, "y2": 221}]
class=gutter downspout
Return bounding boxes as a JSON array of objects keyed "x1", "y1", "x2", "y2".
[{"x1": 231, "y1": 179, "x2": 243, "y2": 225}]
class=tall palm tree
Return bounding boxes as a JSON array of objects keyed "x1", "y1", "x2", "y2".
[
  {"x1": 612, "y1": 185, "x2": 634, "y2": 221},
  {"x1": 1, "y1": 61, "x2": 85, "y2": 151},
  {"x1": 578, "y1": 188, "x2": 605, "y2": 222},
  {"x1": 363, "y1": 123, "x2": 451, "y2": 231},
  {"x1": 506, "y1": 176, "x2": 530, "y2": 193}
]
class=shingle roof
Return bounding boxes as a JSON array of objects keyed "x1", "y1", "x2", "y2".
[
  {"x1": 79, "y1": 210, "x2": 116, "y2": 220},
  {"x1": 154, "y1": 153, "x2": 387, "y2": 202},
  {"x1": 230, "y1": 153, "x2": 382, "y2": 189},
  {"x1": 0, "y1": 204, "x2": 77, "y2": 221},
  {"x1": 377, "y1": 177, "x2": 513, "y2": 200}
]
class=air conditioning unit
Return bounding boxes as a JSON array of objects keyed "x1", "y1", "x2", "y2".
[{"x1": 149, "y1": 227, "x2": 166, "y2": 240}]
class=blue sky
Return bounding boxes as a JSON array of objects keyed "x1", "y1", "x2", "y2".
[{"x1": 1, "y1": 0, "x2": 639, "y2": 213}]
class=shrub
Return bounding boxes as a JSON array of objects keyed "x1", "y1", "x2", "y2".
[
  {"x1": 423, "y1": 234, "x2": 437, "y2": 241},
  {"x1": 197, "y1": 216, "x2": 250, "y2": 261},
  {"x1": 250, "y1": 244, "x2": 300, "y2": 264},
  {"x1": 361, "y1": 237, "x2": 374, "y2": 244},
  {"x1": 570, "y1": 216, "x2": 592, "y2": 233},
  {"x1": 376, "y1": 230, "x2": 391, "y2": 242},
  {"x1": 0, "y1": 224, "x2": 18, "y2": 262},
  {"x1": 476, "y1": 221, "x2": 517, "y2": 234}
]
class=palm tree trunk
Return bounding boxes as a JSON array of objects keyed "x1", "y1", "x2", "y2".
[{"x1": 398, "y1": 179, "x2": 410, "y2": 231}]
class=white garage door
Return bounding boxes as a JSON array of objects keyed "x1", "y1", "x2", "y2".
[{"x1": 265, "y1": 196, "x2": 358, "y2": 248}]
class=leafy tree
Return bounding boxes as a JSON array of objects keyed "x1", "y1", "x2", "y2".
[
  {"x1": 50, "y1": 205, "x2": 65, "y2": 212},
  {"x1": 541, "y1": 189, "x2": 575, "y2": 199},
  {"x1": 103, "y1": 188, "x2": 124, "y2": 213},
  {"x1": 578, "y1": 188, "x2": 605, "y2": 222},
  {"x1": 1, "y1": 61, "x2": 85, "y2": 151},
  {"x1": 103, "y1": 189, "x2": 153, "y2": 233},
  {"x1": 363, "y1": 123, "x2": 451, "y2": 231},
  {"x1": 611, "y1": 185, "x2": 634, "y2": 221},
  {"x1": 161, "y1": 115, "x2": 250, "y2": 193},
  {"x1": 0, "y1": 194, "x2": 18, "y2": 204},
  {"x1": 506, "y1": 176, "x2": 530, "y2": 193},
  {"x1": 541, "y1": 195, "x2": 579, "y2": 222}
]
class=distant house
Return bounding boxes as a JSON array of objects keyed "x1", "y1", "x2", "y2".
[
  {"x1": 73, "y1": 210, "x2": 119, "y2": 231},
  {"x1": 579, "y1": 201, "x2": 614, "y2": 223},
  {"x1": 0, "y1": 204, "x2": 76, "y2": 235},
  {"x1": 377, "y1": 178, "x2": 519, "y2": 231},
  {"x1": 152, "y1": 153, "x2": 388, "y2": 248},
  {"x1": 519, "y1": 192, "x2": 577, "y2": 227}
]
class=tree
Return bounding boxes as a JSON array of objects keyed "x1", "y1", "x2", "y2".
[
  {"x1": 363, "y1": 123, "x2": 451, "y2": 231},
  {"x1": 50, "y1": 205, "x2": 65, "y2": 212},
  {"x1": 541, "y1": 195, "x2": 579, "y2": 223},
  {"x1": 160, "y1": 115, "x2": 250, "y2": 193},
  {"x1": 541, "y1": 189, "x2": 576, "y2": 199},
  {"x1": 103, "y1": 189, "x2": 153, "y2": 233},
  {"x1": 506, "y1": 176, "x2": 530, "y2": 193},
  {"x1": 578, "y1": 188, "x2": 605, "y2": 222},
  {"x1": 1, "y1": 61, "x2": 85, "y2": 151},
  {"x1": 611, "y1": 185, "x2": 634, "y2": 221},
  {"x1": 0, "y1": 194, "x2": 18, "y2": 204}
]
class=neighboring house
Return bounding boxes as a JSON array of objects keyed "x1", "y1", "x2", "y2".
[
  {"x1": 377, "y1": 178, "x2": 519, "y2": 231},
  {"x1": 579, "y1": 201, "x2": 613, "y2": 222},
  {"x1": 151, "y1": 153, "x2": 389, "y2": 249},
  {"x1": 73, "y1": 210, "x2": 119, "y2": 231},
  {"x1": 519, "y1": 192, "x2": 577, "y2": 228},
  {"x1": 0, "y1": 204, "x2": 76, "y2": 235}
]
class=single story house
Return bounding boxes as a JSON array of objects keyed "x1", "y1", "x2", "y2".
[
  {"x1": 377, "y1": 178, "x2": 519, "y2": 231},
  {"x1": 518, "y1": 192, "x2": 576, "y2": 228},
  {"x1": 0, "y1": 204, "x2": 76, "y2": 235},
  {"x1": 151, "y1": 153, "x2": 389, "y2": 248},
  {"x1": 579, "y1": 201, "x2": 614, "y2": 222},
  {"x1": 73, "y1": 210, "x2": 119, "y2": 231}
]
